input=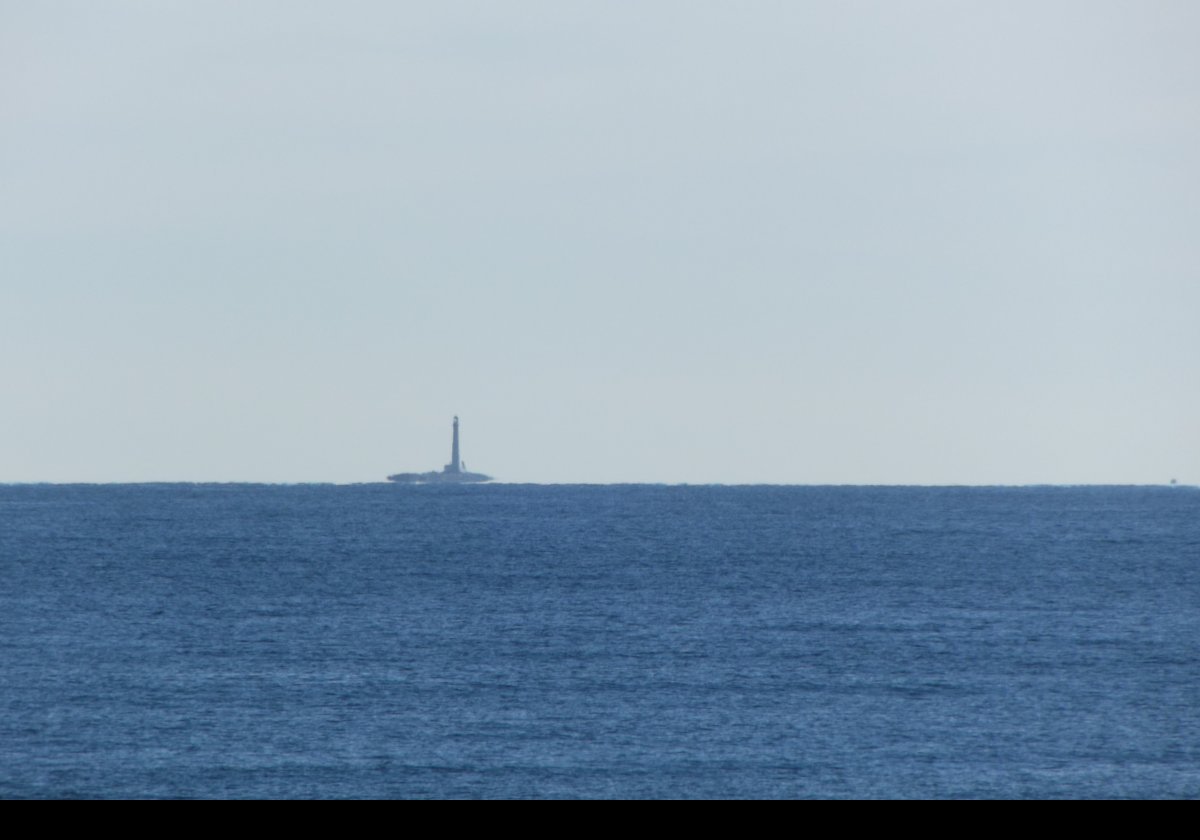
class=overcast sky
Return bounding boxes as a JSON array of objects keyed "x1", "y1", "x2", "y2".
[{"x1": 2, "y1": 1, "x2": 1197, "y2": 484}]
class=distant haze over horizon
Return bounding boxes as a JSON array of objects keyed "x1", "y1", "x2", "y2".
[{"x1": 3, "y1": 2, "x2": 1197, "y2": 485}]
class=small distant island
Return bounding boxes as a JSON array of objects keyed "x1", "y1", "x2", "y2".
[{"x1": 387, "y1": 416, "x2": 492, "y2": 484}]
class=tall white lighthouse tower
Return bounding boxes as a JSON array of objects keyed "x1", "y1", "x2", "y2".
[{"x1": 445, "y1": 416, "x2": 461, "y2": 474}]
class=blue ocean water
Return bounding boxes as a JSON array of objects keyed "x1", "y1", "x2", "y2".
[{"x1": 1, "y1": 484, "x2": 1197, "y2": 799}]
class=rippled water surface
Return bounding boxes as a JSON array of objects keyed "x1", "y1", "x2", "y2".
[{"x1": 2, "y1": 484, "x2": 1197, "y2": 798}]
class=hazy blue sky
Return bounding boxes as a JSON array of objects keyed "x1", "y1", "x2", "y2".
[{"x1": 3, "y1": 1, "x2": 1197, "y2": 484}]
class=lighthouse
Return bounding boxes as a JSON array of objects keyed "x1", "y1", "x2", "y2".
[
  {"x1": 446, "y1": 416, "x2": 461, "y2": 474},
  {"x1": 386, "y1": 416, "x2": 491, "y2": 483}
]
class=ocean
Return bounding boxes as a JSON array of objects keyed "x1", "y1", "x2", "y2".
[{"x1": 1, "y1": 484, "x2": 1197, "y2": 798}]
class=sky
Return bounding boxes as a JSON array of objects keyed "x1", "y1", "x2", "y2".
[{"x1": 2, "y1": 1, "x2": 1197, "y2": 484}]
